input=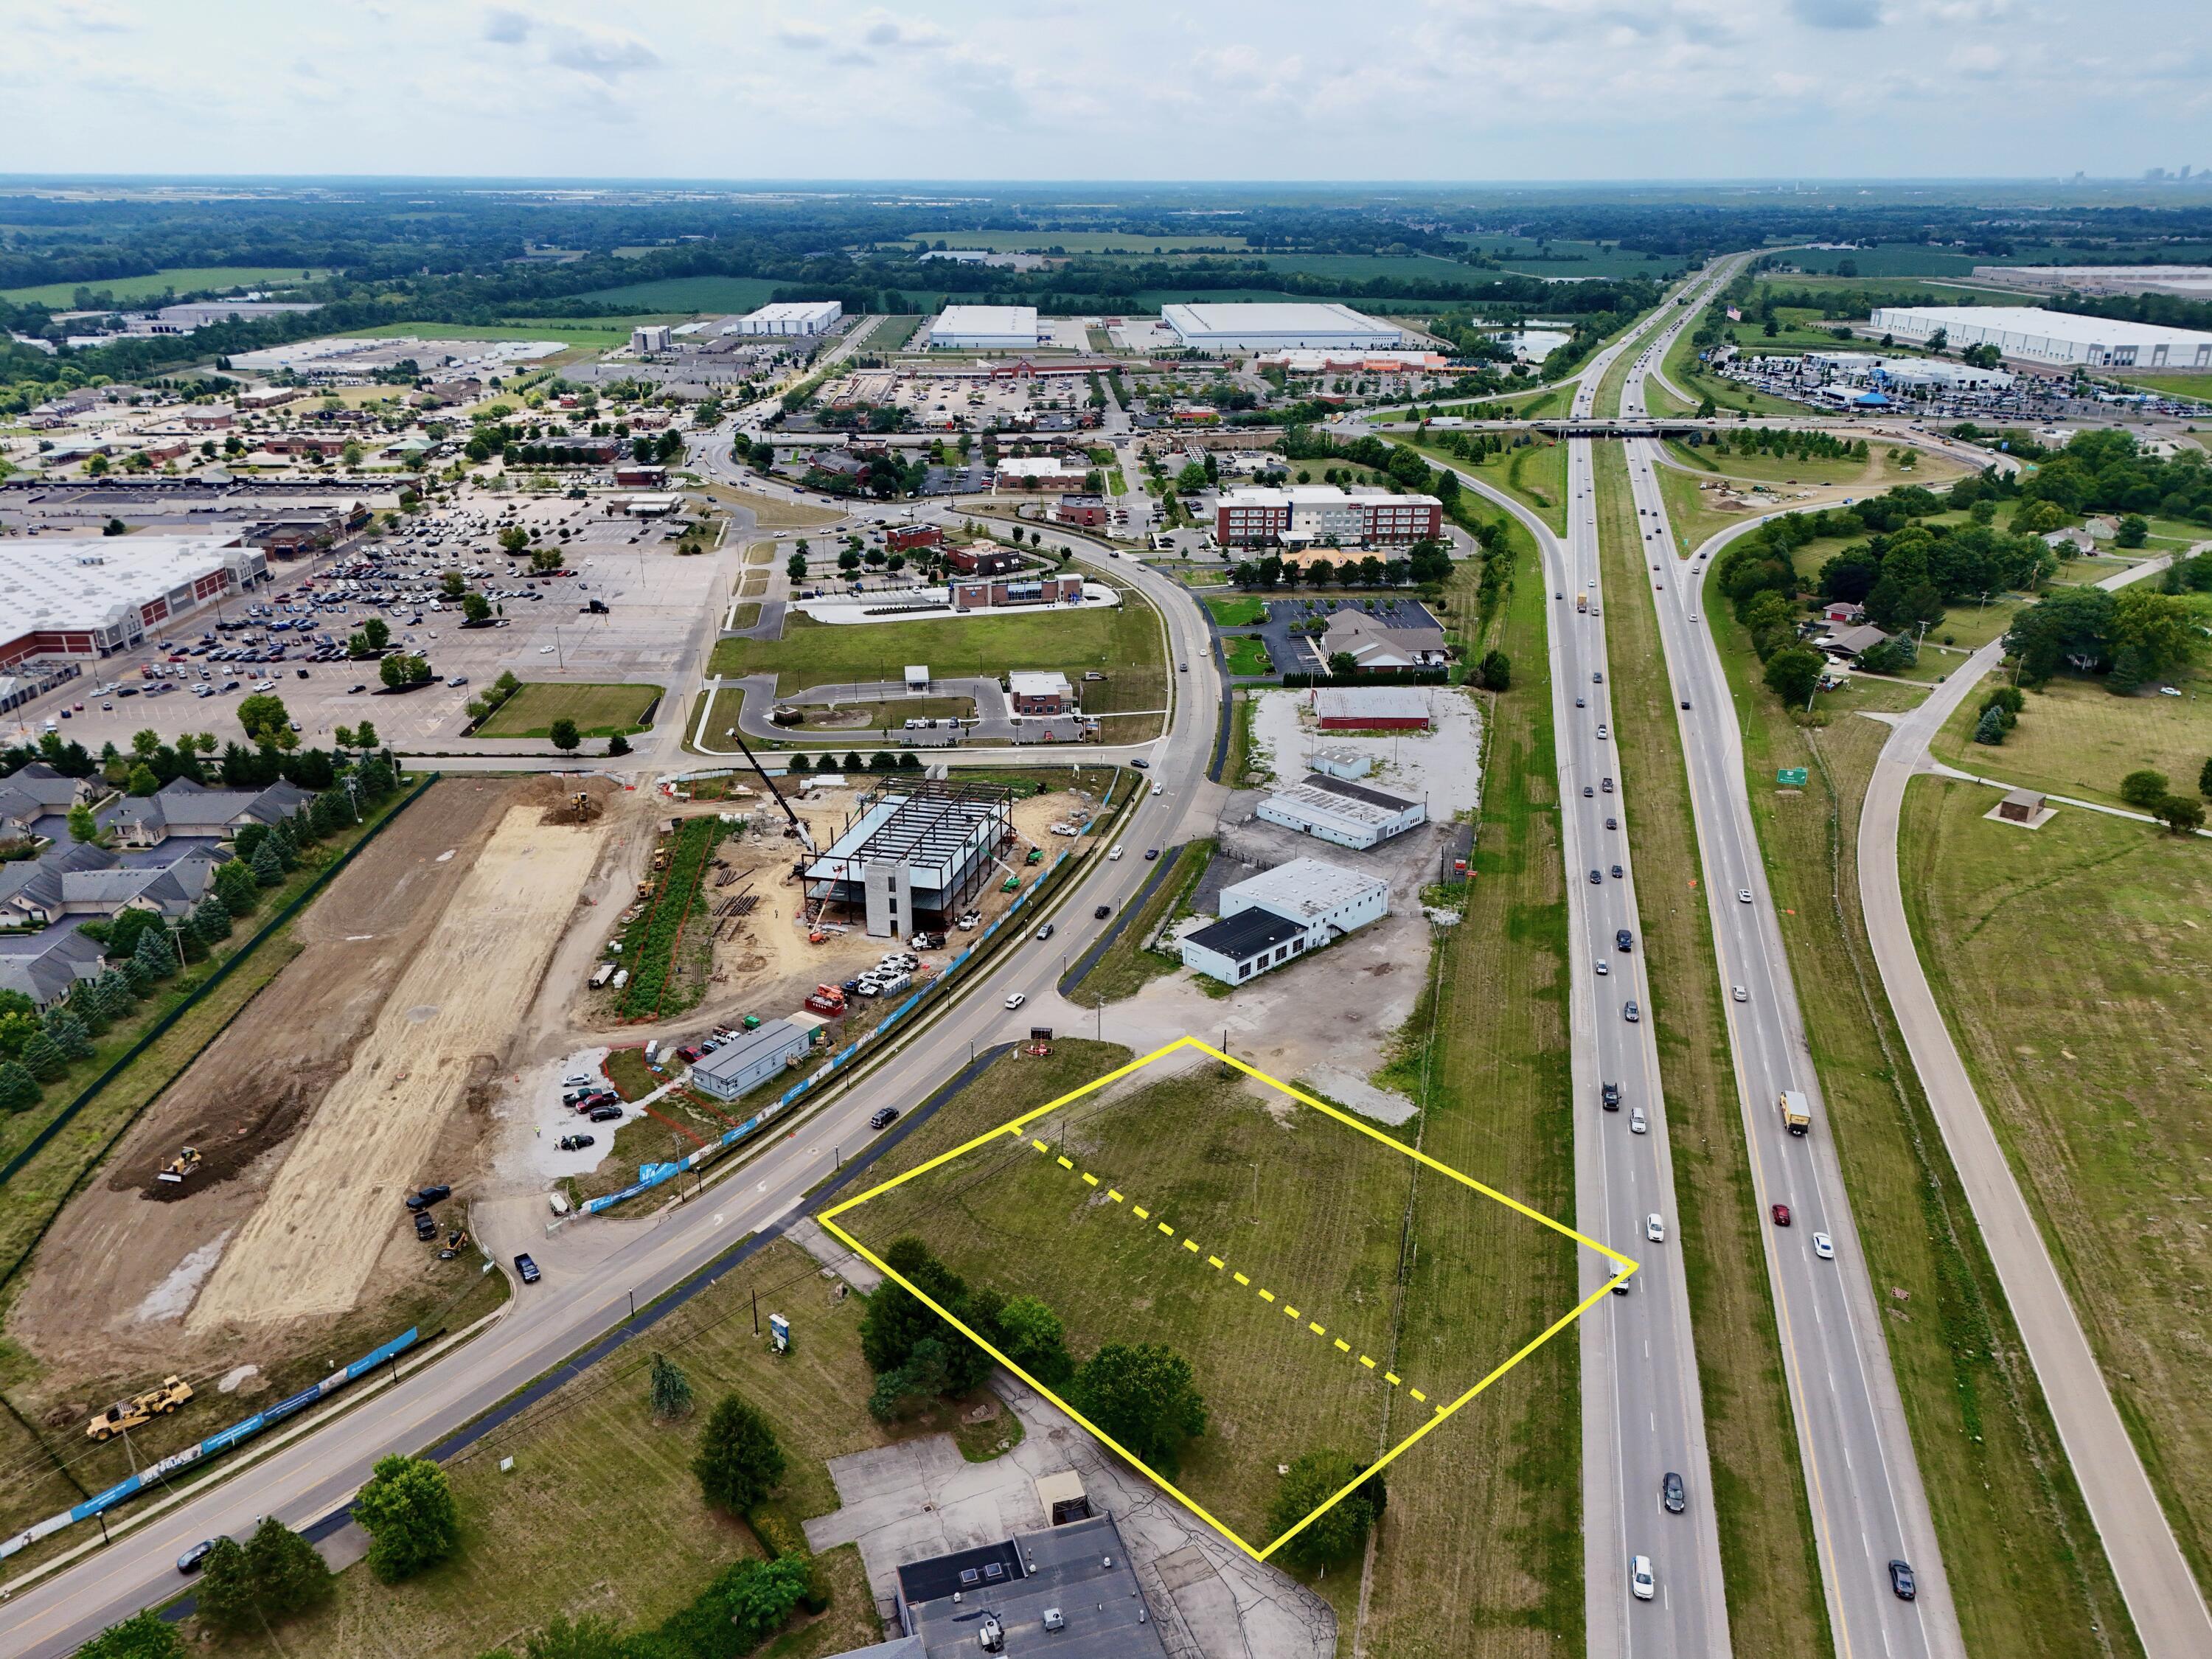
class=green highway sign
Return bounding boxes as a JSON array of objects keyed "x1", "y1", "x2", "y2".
[{"x1": 1776, "y1": 768, "x2": 1809, "y2": 786}]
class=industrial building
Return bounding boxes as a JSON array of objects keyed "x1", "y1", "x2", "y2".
[
  {"x1": 688, "y1": 1019, "x2": 812, "y2": 1101},
  {"x1": 1161, "y1": 302, "x2": 1405, "y2": 352},
  {"x1": 930, "y1": 305, "x2": 1041, "y2": 349},
  {"x1": 1867, "y1": 305, "x2": 2212, "y2": 369},
  {"x1": 1313, "y1": 686, "x2": 1434, "y2": 730},
  {"x1": 1255, "y1": 773, "x2": 1426, "y2": 849},
  {"x1": 726, "y1": 300, "x2": 844, "y2": 337},
  {"x1": 844, "y1": 1509, "x2": 1166, "y2": 1659},
  {"x1": 631, "y1": 325, "x2": 673, "y2": 355},
  {"x1": 1181, "y1": 856, "x2": 1391, "y2": 985},
  {"x1": 1215, "y1": 485, "x2": 1441, "y2": 550},
  {"x1": 0, "y1": 535, "x2": 267, "y2": 672},
  {"x1": 801, "y1": 777, "x2": 1015, "y2": 938}
]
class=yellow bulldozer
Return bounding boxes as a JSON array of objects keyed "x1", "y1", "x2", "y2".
[
  {"x1": 156, "y1": 1147, "x2": 202, "y2": 1185},
  {"x1": 86, "y1": 1375, "x2": 194, "y2": 1441}
]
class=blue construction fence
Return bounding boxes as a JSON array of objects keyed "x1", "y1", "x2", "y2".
[
  {"x1": 0, "y1": 1328, "x2": 420, "y2": 1562},
  {"x1": 581, "y1": 846, "x2": 1079, "y2": 1216}
]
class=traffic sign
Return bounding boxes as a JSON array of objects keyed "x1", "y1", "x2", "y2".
[{"x1": 1776, "y1": 768, "x2": 1808, "y2": 787}]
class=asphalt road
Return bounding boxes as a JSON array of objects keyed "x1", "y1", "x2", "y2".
[
  {"x1": 0, "y1": 497, "x2": 1222, "y2": 1659},
  {"x1": 1859, "y1": 566, "x2": 2212, "y2": 1659},
  {"x1": 1618, "y1": 326, "x2": 1968, "y2": 1659}
]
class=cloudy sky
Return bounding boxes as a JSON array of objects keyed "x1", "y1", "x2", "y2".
[{"x1": 5, "y1": 0, "x2": 2206, "y2": 181}]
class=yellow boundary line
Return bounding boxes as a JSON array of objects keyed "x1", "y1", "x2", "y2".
[{"x1": 819, "y1": 1034, "x2": 1638, "y2": 1562}]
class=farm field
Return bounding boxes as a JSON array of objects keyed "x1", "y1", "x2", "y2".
[
  {"x1": 1, "y1": 265, "x2": 325, "y2": 306},
  {"x1": 1703, "y1": 599, "x2": 2140, "y2": 1659},
  {"x1": 1455, "y1": 234, "x2": 1688, "y2": 279},
  {"x1": 708, "y1": 590, "x2": 1168, "y2": 731},
  {"x1": 886, "y1": 231, "x2": 1251, "y2": 254},
  {"x1": 567, "y1": 274, "x2": 788, "y2": 312},
  {"x1": 1928, "y1": 671, "x2": 2212, "y2": 808},
  {"x1": 1900, "y1": 779, "x2": 2212, "y2": 1604},
  {"x1": 1749, "y1": 273, "x2": 2041, "y2": 305},
  {"x1": 473, "y1": 680, "x2": 664, "y2": 738},
  {"x1": 198, "y1": 1239, "x2": 896, "y2": 1659},
  {"x1": 341, "y1": 320, "x2": 633, "y2": 349}
]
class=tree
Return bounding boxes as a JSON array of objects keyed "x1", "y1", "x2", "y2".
[
  {"x1": 1477, "y1": 650, "x2": 1512, "y2": 692},
  {"x1": 1267, "y1": 1449, "x2": 1380, "y2": 1570},
  {"x1": 692, "y1": 1392, "x2": 787, "y2": 1513},
  {"x1": 1973, "y1": 704, "x2": 2008, "y2": 745},
  {"x1": 499, "y1": 526, "x2": 529, "y2": 554},
  {"x1": 2199, "y1": 754, "x2": 2212, "y2": 799},
  {"x1": 2121, "y1": 769, "x2": 2170, "y2": 810},
  {"x1": 76, "y1": 1611, "x2": 184, "y2": 1659},
  {"x1": 2154, "y1": 794, "x2": 2205, "y2": 835},
  {"x1": 1762, "y1": 646, "x2": 1824, "y2": 706},
  {"x1": 1327, "y1": 650, "x2": 1358, "y2": 678},
  {"x1": 251, "y1": 838, "x2": 285, "y2": 886},
  {"x1": 355, "y1": 719, "x2": 378, "y2": 749},
  {"x1": 1071, "y1": 1343, "x2": 1206, "y2": 1478},
  {"x1": 608, "y1": 732, "x2": 631, "y2": 757},
  {"x1": 650, "y1": 1352, "x2": 694, "y2": 1419},
  {"x1": 2115, "y1": 514, "x2": 2149, "y2": 549},
  {"x1": 531, "y1": 544, "x2": 563, "y2": 574},
  {"x1": 994, "y1": 1295, "x2": 1074, "y2": 1386},
  {"x1": 549, "y1": 717, "x2": 582, "y2": 753},
  {"x1": 19, "y1": 1029, "x2": 65, "y2": 1081},
  {"x1": 353, "y1": 1453, "x2": 461, "y2": 1582},
  {"x1": 787, "y1": 552, "x2": 809, "y2": 582},
  {"x1": 197, "y1": 1517, "x2": 332, "y2": 1635},
  {"x1": 126, "y1": 763, "x2": 160, "y2": 796},
  {"x1": 44, "y1": 1007, "x2": 91, "y2": 1062},
  {"x1": 133, "y1": 921, "x2": 177, "y2": 982},
  {"x1": 0, "y1": 1060, "x2": 41, "y2": 1114},
  {"x1": 462, "y1": 593, "x2": 492, "y2": 622},
  {"x1": 68, "y1": 801, "x2": 100, "y2": 843}
]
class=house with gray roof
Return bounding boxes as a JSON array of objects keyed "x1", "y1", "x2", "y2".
[
  {"x1": 103, "y1": 776, "x2": 313, "y2": 849},
  {"x1": 0, "y1": 763, "x2": 91, "y2": 839}
]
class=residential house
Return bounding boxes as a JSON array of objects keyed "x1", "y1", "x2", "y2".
[{"x1": 102, "y1": 776, "x2": 314, "y2": 850}]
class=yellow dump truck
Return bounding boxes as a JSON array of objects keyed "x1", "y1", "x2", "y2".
[
  {"x1": 86, "y1": 1375, "x2": 195, "y2": 1441},
  {"x1": 1778, "y1": 1090, "x2": 1812, "y2": 1138}
]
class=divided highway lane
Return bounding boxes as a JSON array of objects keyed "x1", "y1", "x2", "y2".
[
  {"x1": 0, "y1": 549, "x2": 1220, "y2": 1659},
  {"x1": 1617, "y1": 336, "x2": 1967, "y2": 1659}
]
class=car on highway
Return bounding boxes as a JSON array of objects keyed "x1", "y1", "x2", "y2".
[
  {"x1": 1004, "y1": 992, "x2": 1028, "y2": 1010},
  {"x1": 1576, "y1": 696, "x2": 1585, "y2": 708},
  {"x1": 1601, "y1": 777, "x2": 1613, "y2": 793},
  {"x1": 1616, "y1": 928, "x2": 1634, "y2": 950},
  {"x1": 1812, "y1": 1231, "x2": 1834, "y2": 1259},
  {"x1": 1604, "y1": 816, "x2": 1617, "y2": 830},
  {"x1": 1662, "y1": 1472, "x2": 1687, "y2": 1514},
  {"x1": 1737, "y1": 888, "x2": 1753, "y2": 904},
  {"x1": 177, "y1": 1538, "x2": 219, "y2": 1575},
  {"x1": 1593, "y1": 960, "x2": 1609, "y2": 975},
  {"x1": 1623, "y1": 1000, "x2": 1639, "y2": 1022},
  {"x1": 1588, "y1": 869, "x2": 1602, "y2": 884},
  {"x1": 1151, "y1": 782, "x2": 1165, "y2": 796},
  {"x1": 1601, "y1": 1081, "x2": 1621, "y2": 1110},
  {"x1": 1646, "y1": 1213, "x2": 1666, "y2": 1242},
  {"x1": 1596, "y1": 724, "x2": 1609, "y2": 740},
  {"x1": 1888, "y1": 1559, "x2": 1917, "y2": 1601},
  {"x1": 1144, "y1": 848, "x2": 1159, "y2": 860},
  {"x1": 1035, "y1": 923, "x2": 1055, "y2": 941},
  {"x1": 1731, "y1": 985, "x2": 1747, "y2": 1002},
  {"x1": 556, "y1": 1133, "x2": 595, "y2": 1152},
  {"x1": 1109, "y1": 844, "x2": 1124, "y2": 860},
  {"x1": 869, "y1": 1107, "x2": 900, "y2": 1130},
  {"x1": 1130, "y1": 757, "x2": 1148, "y2": 769},
  {"x1": 1772, "y1": 1203, "x2": 1792, "y2": 1227},
  {"x1": 1610, "y1": 864, "x2": 1623, "y2": 879},
  {"x1": 1631, "y1": 1555, "x2": 1655, "y2": 1601},
  {"x1": 1680, "y1": 700, "x2": 1691, "y2": 709},
  {"x1": 1094, "y1": 903, "x2": 1112, "y2": 919},
  {"x1": 514, "y1": 1253, "x2": 540, "y2": 1285},
  {"x1": 1582, "y1": 785, "x2": 1594, "y2": 798},
  {"x1": 1592, "y1": 671, "x2": 1604, "y2": 684}
]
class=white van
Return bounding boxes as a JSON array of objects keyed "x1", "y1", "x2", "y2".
[{"x1": 547, "y1": 1189, "x2": 571, "y2": 1217}]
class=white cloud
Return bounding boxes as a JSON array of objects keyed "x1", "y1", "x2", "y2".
[{"x1": 1789, "y1": 0, "x2": 1883, "y2": 27}]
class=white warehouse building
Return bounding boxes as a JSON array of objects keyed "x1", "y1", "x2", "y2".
[
  {"x1": 930, "y1": 305, "x2": 1040, "y2": 349},
  {"x1": 1180, "y1": 857, "x2": 1390, "y2": 986},
  {"x1": 1868, "y1": 305, "x2": 2212, "y2": 370},
  {"x1": 726, "y1": 301, "x2": 843, "y2": 337},
  {"x1": 1255, "y1": 773, "x2": 1427, "y2": 850},
  {"x1": 1161, "y1": 302, "x2": 1405, "y2": 352}
]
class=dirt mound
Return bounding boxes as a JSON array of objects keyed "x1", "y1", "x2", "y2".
[
  {"x1": 131, "y1": 1063, "x2": 337, "y2": 1200},
  {"x1": 532, "y1": 773, "x2": 620, "y2": 827}
]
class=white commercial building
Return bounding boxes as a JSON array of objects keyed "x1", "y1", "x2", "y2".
[
  {"x1": 726, "y1": 301, "x2": 844, "y2": 337},
  {"x1": 1180, "y1": 856, "x2": 1390, "y2": 986},
  {"x1": 930, "y1": 305, "x2": 1040, "y2": 349},
  {"x1": 631, "y1": 325, "x2": 673, "y2": 355},
  {"x1": 1255, "y1": 774, "x2": 1426, "y2": 851},
  {"x1": 0, "y1": 535, "x2": 266, "y2": 670},
  {"x1": 1161, "y1": 302, "x2": 1405, "y2": 352},
  {"x1": 1868, "y1": 305, "x2": 2212, "y2": 369},
  {"x1": 1799, "y1": 352, "x2": 2014, "y2": 392}
]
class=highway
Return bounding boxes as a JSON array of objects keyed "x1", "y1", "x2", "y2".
[
  {"x1": 0, "y1": 509, "x2": 1222, "y2": 1659},
  {"x1": 1618, "y1": 321, "x2": 1967, "y2": 1659}
]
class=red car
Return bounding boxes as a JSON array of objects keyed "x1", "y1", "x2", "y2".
[{"x1": 1771, "y1": 1203, "x2": 1792, "y2": 1227}]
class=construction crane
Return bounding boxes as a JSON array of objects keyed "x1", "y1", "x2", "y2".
[{"x1": 723, "y1": 724, "x2": 815, "y2": 854}]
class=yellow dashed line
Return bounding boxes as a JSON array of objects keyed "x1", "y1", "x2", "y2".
[
  {"x1": 1133, "y1": 1206, "x2": 1150, "y2": 1220},
  {"x1": 1081, "y1": 1172, "x2": 1098, "y2": 1187},
  {"x1": 1410, "y1": 1388, "x2": 1427, "y2": 1403},
  {"x1": 1157, "y1": 1222, "x2": 1175, "y2": 1237},
  {"x1": 1310, "y1": 1321, "x2": 1327, "y2": 1337},
  {"x1": 1207, "y1": 1256, "x2": 1225, "y2": 1270},
  {"x1": 1359, "y1": 1355, "x2": 1376, "y2": 1369},
  {"x1": 1182, "y1": 1238, "x2": 1200, "y2": 1253},
  {"x1": 1056, "y1": 1156, "x2": 1074, "y2": 1170},
  {"x1": 1384, "y1": 1371, "x2": 1401, "y2": 1386},
  {"x1": 1107, "y1": 1189, "x2": 1124, "y2": 1203},
  {"x1": 1258, "y1": 1289, "x2": 1275, "y2": 1302},
  {"x1": 1032, "y1": 1139, "x2": 1050, "y2": 1153},
  {"x1": 1335, "y1": 1338, "x2": 1352, "y2": 1353},
  {"x1": 1233, "y1": 1271, "x2": 1250, "y2": 1286},
  {"x1": 1284, "y1": 1306, "x2": 1301, "y2": 1320}
]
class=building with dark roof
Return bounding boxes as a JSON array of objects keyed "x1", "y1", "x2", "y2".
[
  {"x1": 874, "y1": 1512, "x2": 1167, "y2": 1659},
  {"x1": 104, "y1": 776, "x2": 313, "y2": 849},
  {"x1": 1179, "y1": 906, "x2": 1307, "y2": 985}
]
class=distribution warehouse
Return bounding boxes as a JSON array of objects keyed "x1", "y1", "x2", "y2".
[
  {"x1": 1868, "y1": 305, "x2": 2212, "y2": 369},
  {"x1": 930, "y1": 305, "x2": 1040, "y2": 349},
  {"x1": 725, "y1": 300, "x2": 843, "y2": 336},
  {"x1": 1162, "y1": 302, "x2": 1405, "y2": 351},
  {"x1": 1180, "y1": 857, "x2": 1391, "y2": 985},
  {"x1": 0, "y1": 535, "x2": 267, "y2": 671}
]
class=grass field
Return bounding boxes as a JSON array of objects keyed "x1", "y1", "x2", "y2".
[
  {"x1": 1929, "y1": 672, "x2": 2212, "y2": 808},
  {"x1": 1405, "y1": 434, "x2": 1568, "y2": 534},
  {"x1": 201, "y1": 1239, "x2": 903, "y2": 1659},
  {"x1": 1702, "y1": 598, "x2": 2142, "y2": 1658},
  {"x1": 1070, "y1": 840, "x2": 1214, "y2": 1004},
  {"x1": 342, "y1": 320, "x2": 632, "y2": 349},
  {"x1": 473, "y1": 681, "x2": 663, "y2": 739},
  {"x1": 567, "y1": 274, "x2": 790, "y2": 313},
  {"x1": 1455, "y1": 235, "x2": 1688, "y2": 280},
  {"x1": 2109, "y1": 371, "x2": 2212, "y2": 403},
  {"x1": 1594, "y1": 448, "x2": 1832, "y2": 1655},
  {"x1": 1749, "y1": 274, "x2": 2041, "y2": 305},
  {"x1": 886, "y1": 231, "x2": 1251, "y2": 254},
  {"x1": 1899, "y1": 780, "x2": 2212, "y2": 1601},
  {"x1": 1204, "y1": 595, "x2": 1267, "y2": 625},
  {"x1": 1665, "y1": 438, "x2": 1962, "y2": 493},
  {"x1": 1222, "y1": 635, "x2": 1273, "y2": 677},
  {"x1": 1, "y1": 265, "x2": 325, "y2": 307},
  {"x1": 708, "y1": 592, "x2": 1167, "y2": 731},
  {"x1": 698, "y1": 483, "x2": 844, "y2": 530}
]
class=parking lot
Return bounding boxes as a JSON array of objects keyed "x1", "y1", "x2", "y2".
[{"x1": 9, "y1": 487, "x2": 726, "y2": 754}]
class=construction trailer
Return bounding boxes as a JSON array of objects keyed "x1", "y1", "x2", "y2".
[{"x1": 799, "y1": 776, "x2": 1015, "y2": 939}]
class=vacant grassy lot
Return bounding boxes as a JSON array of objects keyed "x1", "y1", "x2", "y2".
[
  {"x1": 474, "y1": 681, "x2": 663, "y2": 738},
  {"x1": 1663, "y1": 439, "x2": 1962, "y2": 493},
  {"x1": 1204, "y1": 595, "x2": 1267, "y2": 626},
  {"x1": 205, "y1": 1239, "x2": 895, "y2": 1659},
  {"x1": 1900, "y1": 781, "x2": 2212, "y2": 1600},
  {"x1": 709, "y1": 590, "x2": 1168, "y2": 732},
  {"x1": 1405, "y1": 434, "x2": 1568, "y2": 533},
  {"x1": 1222, "y1": 636, "x2": 1273, "y2": 677},
  {"x1": 1, "y1": 265, "x2": 325, "y2": 306},
  {"x1": 696, "y1": 482, "x2": 847, "y2": 530},
  {"x1": 342, "y1": 321, "x2": 634, "y2": 349},
  {"x1": 2110, "y1": 371, "x2": 2212, "y2": 403},
  {"x1": 1930, "y1": 672, "x2": 2212, "y2": 808},
  {"x1": 1595, "y1": 448, "x2": 1832, "y2": 1655},
  {"x1": 1705, "y1": 603, "x2": 2140, "y2": 1658},
  {"x1": 1068, "y1": 839, "x2": 1214, "y2": 1004}
]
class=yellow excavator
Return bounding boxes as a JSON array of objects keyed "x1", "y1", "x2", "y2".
[
  {"x1": 156, "y1": 1147, "x2": 202, "y2": 1185},
  {"x1": 86, "y1": 1375, "x2": 194, "y2": 1441}
]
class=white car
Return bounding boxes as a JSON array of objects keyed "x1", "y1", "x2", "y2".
[
  {"x1": 1004, "y1": 992, "x2": 1027, "y2": 1011},
  {"x1": 1737, "y1": 889, "x2": 1753, "y2": 904},
  {"x1": 1646, "y1": 1213, "x2": 1666, "y2": 1243},
  {"x1": 1631, "y1": 1555, "x2": 1655, "y2": 1601},
  {"x1": 1594, "y1": 961, "x2": 1609, "y2": 976},
  {"x1": 1108, "y1": 845, "x2": 1124, "y2": 861},
  {"x1": 1731, "y1": 985, "x2": 1747, "y2": 1003},
  {"x1": 1151, "y1": 783, "x2": 1164, "y2": 796},
  {"x1": 539, "y1": 644, "x2": 555, "y2": 654},
  {"x1": 1812, "y1": 1232, "x2": 1834, "y2": 1260},
  {"x1": 1630, "y1": 1107, "x2": 1647, "y2": 1135},
  {"x1": 1595, "y1": 724, "x2": 1609, "y2": 740}
]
